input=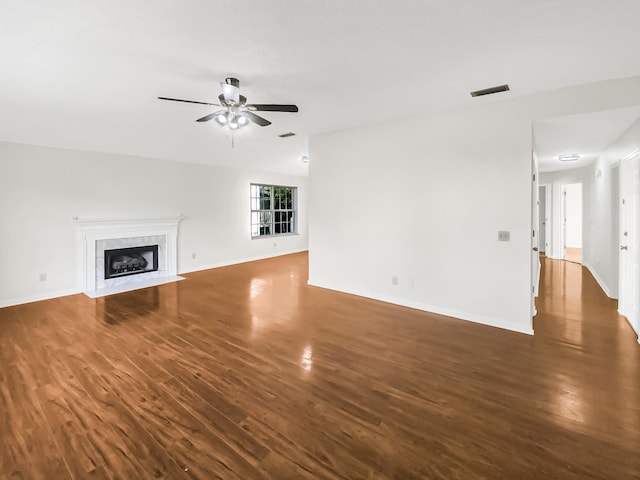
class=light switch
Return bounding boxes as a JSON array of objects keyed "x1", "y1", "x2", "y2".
[{"x1": 498, "y1": 231, "x2": 510, "y2": 242}]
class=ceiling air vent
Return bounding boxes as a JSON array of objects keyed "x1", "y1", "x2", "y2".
[
  {"x1": 470, "y1": 84, "x2": 510, "y2": 98},
  {"x1": 279, "y1": 132, "x2": 296, "y2": 138}
]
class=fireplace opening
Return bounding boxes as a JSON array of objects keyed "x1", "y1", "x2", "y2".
[{"x1": 104, "y1": 245, "x2": 159, "y2": 279}]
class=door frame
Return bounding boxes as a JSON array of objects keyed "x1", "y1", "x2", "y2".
[
  {"x1": 618, "y1": 150, "x2": 640, "y2": 343},
  {"x1": 559, "y1": 182, "x2": 583, "y2": 262},
  {"x1": 531, "y1": 151, "x2": 539, "y2": 321},
  {"x1": 539, "y1": 184, "x2": 551, "y2": 255}
]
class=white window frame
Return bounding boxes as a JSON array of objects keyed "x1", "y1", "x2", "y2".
[{"x1": 250, "y1": 184, "x2": 297, "y2": 238}]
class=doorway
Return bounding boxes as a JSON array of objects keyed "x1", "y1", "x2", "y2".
[
  {"x1": 538, "y1": 185, "x2": 550, "y2": 254},
  {"x1": 561, "y1": 183, "x2": 582, "y2": 264},
  {"x1": 619, "y1": 153, "x2": 640, "y2": 337}
]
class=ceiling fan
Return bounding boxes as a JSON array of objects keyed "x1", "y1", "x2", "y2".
[{"x1": 158, "y1": 77, "x2": 298, "y2": 130}]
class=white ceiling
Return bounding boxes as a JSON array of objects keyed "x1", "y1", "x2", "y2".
[
  {"x1": 534, "y1": 107, "x2": 640, "y2": 172},
  {"x1": 2, "y1": 0, "x2": 640, "y2": 176}
]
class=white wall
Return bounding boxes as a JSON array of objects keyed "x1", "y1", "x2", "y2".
[
  {"x1": 595, "y1": 116, "x2": 640, "y2": 297},
  {"x1": 309, "y1": 76, "x2": 640, "y2": 335},
  {"x1": 0, "y1": 142, "x2": 308, "y2": 307}
]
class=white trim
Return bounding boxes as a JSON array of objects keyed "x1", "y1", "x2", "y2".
[
  {"x1": 582, "y1": 262, "x2": 616, "y2": 299},
  {"x1": 307, "y1": 279, "x2": 534, "y2": 336},
  {"x1": 619, "y1": 308, "x2": 640, "y2": 338},
  {"x1": 180, "y1": 249, "x2": 308, "y2": 274},
  {"x1": 0, "y1": 288, "x2": 81, "y2": 308},
  {"x1": 1, "y1": 248, "x2": 306, "y2": 307},
  {"x1": 74, "y1": 216, "x2": 184, "y2": 231}
]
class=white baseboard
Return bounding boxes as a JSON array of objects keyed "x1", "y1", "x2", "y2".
[
  {"x1": 1, "y1": 250, "x2": 308, "y2": 308},
  {"x1": 0, "y1": 288, "x2": 82, "y2": 308},
  {"x1": 307, "y1": 279, "x2": 534, "y2": 336},
  {"x1": 180, "y1": 249, "x2": 308, "y2": 275},
  {"x1": 618, "y1": 307, "x2": 640, "y2": 340},
  {"x1": 582, "y1": 262, "x2": 616, "y2": 298}
]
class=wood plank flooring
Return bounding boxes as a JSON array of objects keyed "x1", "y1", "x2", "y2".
[
  {"x1": 1, "y1": 252, "x2": 639, "y2": 479},
  {"x1": 565, "y1": 247, "x2": 583, "y2": 264}
]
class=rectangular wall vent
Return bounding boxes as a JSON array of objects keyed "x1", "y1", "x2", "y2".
[
  {"x1": 279, "y1": 132, "x2": 296, "y2": 138},
  {"x1": 470, "y1": 84, "x2": 510, "y2": 97}
]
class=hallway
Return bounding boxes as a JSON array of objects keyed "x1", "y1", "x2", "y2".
[{"x1": 532, "y1": 255, "x2": 640, "y2": 467}]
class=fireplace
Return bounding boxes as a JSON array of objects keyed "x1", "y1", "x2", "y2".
[
  {"x1": 75, "y1": 217, "x2": 184, "y2": 297},
  {"x1": 104, "y1": 245, "x2": 159, "y2": 279}
]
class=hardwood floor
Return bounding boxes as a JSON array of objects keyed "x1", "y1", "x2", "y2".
[
  {"x1": 565, "y1": 247, "x2": 583, "y2": 264},
  {"x1": 1, "y1": 252, "x2": 639, "y2": 479}
]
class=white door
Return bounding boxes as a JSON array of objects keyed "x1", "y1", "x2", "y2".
[
  {"x1": 531, "y1": 153, "x2": 540, "y2": 318},
  {"x1": 619, "y1": 154, "x2": 640, "y2": 337}
]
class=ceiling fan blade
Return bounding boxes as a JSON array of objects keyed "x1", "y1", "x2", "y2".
[
  {"x1": 246, "y1": 104, "x2": 299, "y2": 112},
  {"x1": 196, "y1": 110, "x2": 224, "y2": 122},
  {"x1": 158, "y1": 96, "x2": 220, "y2": 107},
  {"x1": 244, "y1": 111, "x2": 272, "y2": 127}
]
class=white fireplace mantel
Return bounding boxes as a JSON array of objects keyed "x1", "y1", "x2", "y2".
[{"x1": 75, "y1": 216, "x2": 184, "y2": 297}]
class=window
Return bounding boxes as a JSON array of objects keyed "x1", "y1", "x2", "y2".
[{"x1": 251, "y1": 184, "x2": 297, "y2": 238}]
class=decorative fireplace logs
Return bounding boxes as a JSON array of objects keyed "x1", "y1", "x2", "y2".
[
  {"x1": 111, "y1": 254, "x2": 148, "y2": 274},
  {"x1": 104, "y1": 245, "x2": 159, "y2": 279}
]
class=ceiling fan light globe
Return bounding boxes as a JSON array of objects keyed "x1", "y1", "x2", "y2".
[
  {"x1": 238, "y1": 115, "x2": 249, "y2": 126},
  {"x1": 214, "y1": 112, "x2": 227, "y2": 125}
]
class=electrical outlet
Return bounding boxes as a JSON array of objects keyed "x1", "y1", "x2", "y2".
[
  {"x1": 192, "y1": 253, "x2": 196, "y2": 259},
  {"x1": 498, "y1": 231, "x2": 510, "y2": 242},
  {"x1": 274, "y1": 242, "x2": 277, "y2": 247},
  {"x1": 39, "y1": 273, "x2": 47, "y2": 282},
  {"x1": 392, "y1": 276, "x2": 398, "y2": 286}
]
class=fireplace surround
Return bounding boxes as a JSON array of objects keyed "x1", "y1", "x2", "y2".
[{"x1": 75, "y1": 217, "x2": 183, "y2": 297}]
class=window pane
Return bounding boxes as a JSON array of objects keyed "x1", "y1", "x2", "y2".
[
  {"x1": 274, "y1": 188, "x2": 282, "y2": 209},
  {"x1": 285, "y1": 189, "x2": 292, "y2": 209},
  {"x1": 259, "y1": 185, "x2": 270, "y2": 210},
  {"x1": 250, "y1": 184, "x2": 296, "y2": 237},
  {"x1": 257, "y1": 211, "x2": 270, "y2": 236}
]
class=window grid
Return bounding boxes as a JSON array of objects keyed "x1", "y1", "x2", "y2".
[{"x1": 251, "y1": 184, "x2": 297, "y2": 238}]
